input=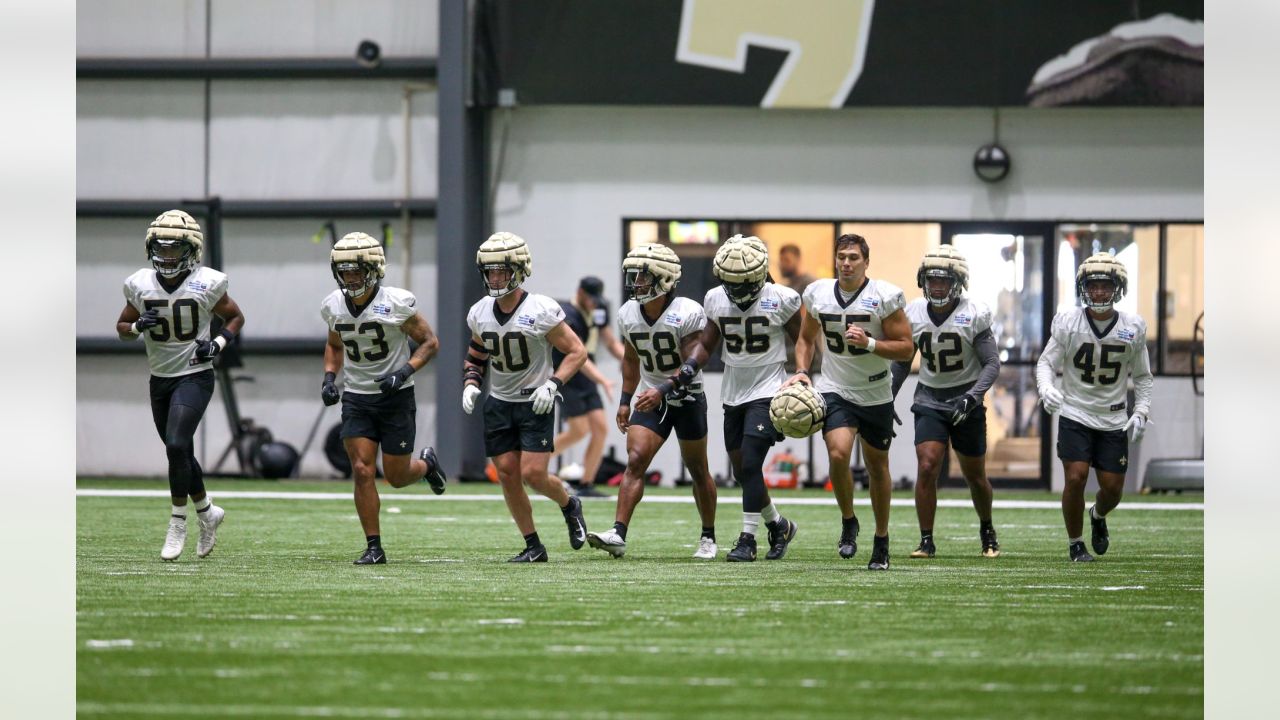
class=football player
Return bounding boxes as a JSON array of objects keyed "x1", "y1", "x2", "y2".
[
  {"x1": 586, "y1": 244, "x2": 719, "y2": 559},
  {"x1": 1036, "y1": 253, "x2": 1152, "y2": 562},
  {"x1": 889, "y1": 246, "x2": 1002, "y2": 560},
  {"x1": 115, "y1": 210, "x2": 244, "y2": 561},
  {"x1": 462, "y1": 232, "x2": 590, "y2": 562},
  {"x1": 786, "y1": 233, "x2": 915, "y2": 570},
  {"x1": 656, "y1": 235, "x2": 801, "y2": 563},
  {"x1": 320, "y1": 232, "x2": 447, "y2": 566}
]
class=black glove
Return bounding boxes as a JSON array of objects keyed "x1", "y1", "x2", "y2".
[
  {"x1": 673, "y1": 360, "x2": 698, "y2": 389},
  {"x1": 947, "y1": 395, "x2": 978, "y2": 426},
  {"x1": 192, "y1": 338, "x2": 222, "y2": 363},
  {"x1": 375, "y1": 363, "x2": 415, "y2": 395},
  {"x1": 134, "y1": 308, "x2": 161, "y2": 332},
  {"x1": 321, "y1": 372, "x2": 340, "y2": 406}
]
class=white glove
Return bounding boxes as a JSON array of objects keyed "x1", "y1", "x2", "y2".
[
  {"x1": 1040, "y1": 385, "x2": 1064, "y2": 414},
  {"x1": 462, "y1": 384, "x2": 482, "y2": 415},
  {"x1": 1125, "y1": 414, "x2": 1147, "y2": 443},
  {"x1": 530, "y1": 378, "x2": 562, "y2": 415}
]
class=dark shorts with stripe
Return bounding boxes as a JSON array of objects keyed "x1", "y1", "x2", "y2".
[
  {"x1": 1057, "y1": 416, "x2": 1129, "y2": 474},
  {"x1": 630, "y1": 392, "x2": 709, "y2": 442},
  {"x1": 340, "y1": 387, "x2": 417, "y2": 455},
  {"x1": 149, "y1": 370, "x2": 216, "y2": 437},
  {"x1": 484, "y1": 396, "x2": 555, "y2": 456},
  {"x1": 912, "y1": 403, "x2": 987, "y2": 457},
  {"x1": 723, "y1": 398, "x2": 781, "y2": 453},
  {"x1": 559, "y1": 379, "x2": 604, "y2": 418},
  {"x1": 822, "y1": 393, "x2": 896, "y2": 451}
]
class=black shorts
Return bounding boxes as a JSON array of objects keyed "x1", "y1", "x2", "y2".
[
  {"x1": 1057, "y1": 416, "x2": 1129, "y2": 474},
  {"x1": 559, "y1": 381, "x2": 603, "y2": 418},
  {"x1": 149, "y1": 370, "x2": 215, "y2": 434},
  {"x1": 822, "y1": 393, "x2": 896, "y2": 451},
  {"x1": 340, "y1": 387, "x2": 417, "y2": 455},
  {"x1": 912, "y1": 403, "x2": 987, "y2": 457},
  {"x1": 723, "y1": 398, "x2": 781, "y2": 452},
  {"x1": 484, "y1": 396, "x2": 555, "y2": 456},
  {"x1": 630, "y1": 393, "x2": 709, "y2": 442}
]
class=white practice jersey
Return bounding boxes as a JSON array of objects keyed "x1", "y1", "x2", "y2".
[
  {"x1": 803, "y1": 278, "x2": 906, "y2": 405},
  {"x1": 1037, "y1": 308, "x2": 1153, "y2": 431},
  {"x1": 321, "y1": 286, "x2": 419, "y2": 395},
  {"x1": 904, "y1": 297, "x2": 993, "y2": 389},
  {"x1": 617, "y1": 295, "x2": 706, "y2": 396},
  {"x1": 123, "y1": 266, "x2": 229, "y2": 378},
  {"x1": 467, "y1": 292, "x2": 566, "y2": 403},
  {"x1": 704, "y1": 282, "x2": 801, "y2": 407}
]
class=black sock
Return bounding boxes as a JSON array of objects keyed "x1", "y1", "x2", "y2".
[
  {"x1": 921, "y1": 529, "x2": 933, "y2": 541},
  {"x1": 524, "y1": 532, "x2": 541, "y2": 549},
  {"x1": 980, "y1": 519, "x2": 993, "y2": 532},
  {"x1": 613, "y1": 522, "x2": 628, "y2": 540},
  {"x1": 842, "y1": 516, "x2": 857, "y2": 532},
  {"x1": 366, "y1": 535, "x2": 381, "y2": 549},
  {"x1": 701, "y1": 526, "x2": 715, "y2": 541}
]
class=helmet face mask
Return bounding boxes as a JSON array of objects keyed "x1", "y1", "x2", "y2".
[
  {"x1": 148, "y1": 239, "x2": 198, "y2": 278},
  {"x1": 1074, "y1": 253, "x2": 1128, "y2": 313},
  {"x1": 713, "y1": 235, "x2": 769, "y2": 306},
  {"x1": 624, "y1": 268, "x2": 658, "y2": 303},
  {"x1": 923, "y1": 270, "x2": 959, "y2": 307},
  {"x1": 1080, "y1": 276, "x2": 1119, "y2": 311},
  {"x1": 333, "y1": 260, "x2": 377, "y2": 298},
  {"x1": 623, "y1": 243, "x2": 682, "y2": 304},
  {"x1": 479, "y1": 262, "x2": 519, "y2": 298},
  {"x1": 722, "y1": 277, "x2": 765, "y2": 305}
]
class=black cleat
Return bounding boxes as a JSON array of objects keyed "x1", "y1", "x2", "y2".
[
  {"x1": 1089, "y1": 507, "x2": 1109, "y2": 556},
  {"x1": 575, "y1": 484, "x2": 610, "y2": 498},
  {"x1": 419, "y1": 447, "x2": 447, "y2": 495},
  {"x1": 838, "y1": 516, "x2": 859, "y2": 559},
  {"x1": 868, "y1": 535, "x2": 890, "y2": 571},
  {"x1": 981, "y1": 526, "x2": 1001, "y2": 558},
  {"x1": 910, "y1": 536, "x2": 936, "y2": 559},
  {"x1": 563, "y1": 496, "x2": 588, "y2": 550},
  {"x1": 725, "y1": 533, "x2": 757, "y2": 562},
  {"x1": 764, "y1": 518, "x2": 798, "y2": 560},
  {"x1": 509, "y1": 544, "x2": 549, "y2": 563},
  {"x1": 1069, "y1": 541, "x2": 1094, "y2": 563},
  {"x1": 354, "y1": 547, "x2": 386, "y2": 565}
]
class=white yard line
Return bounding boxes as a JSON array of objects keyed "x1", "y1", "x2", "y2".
[{"x1": 75, "y1": 488, "x2": 1203, "y2": 511}]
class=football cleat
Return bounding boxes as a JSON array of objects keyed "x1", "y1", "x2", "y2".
[
  {"x1": 725, "y1": 533, "x2": 757, "y2": 562},
  {"x1": 868, "y1": 536, "x2": 890, "y2": 571},
  {"x1": 981, "y1": 526, "x2": 1001, "y2": 558},
  {"x1": 587, "y1": 529, "x2": 627, "y2": 558},
  {"x1": 910, "y1": 535, "x2": 936, "y2": 559},
  {"x1": 563, "y1": 496, "x2": 588, "y2": 550},
  {"x1": 1069, "y1": 541, "x2": 1095, "y2": 563},
  {"x1": 764, "y1": 518, "x2": 798, "y2": 560},
  {"x1": 693, "y1": 536, "x2": 718, "y2": 560},
  {"x1": 838, "y1": 516, "x2": 860, "y2": 559},
  {"x1": 509, "y1": 544, "x2": 548, "y2": 563},
  {"x1": 354, "y1": 546, "x2": 386, "y2": 565},
  {"x1": 574, "y1": 484, "x2": 610, "y2": 498},
  {"x1": 1089, "y1": 506, "x2": 1110, "y2": 556},
  {"x1": 196, "y1": 505, "x2": 225, "y2": 558},
  {"x1": 419, "y1": 447, "x2": 447, "y2": 495},
  {"x1": 160, "y1": 517, "x2": 187, "y2": 561}
]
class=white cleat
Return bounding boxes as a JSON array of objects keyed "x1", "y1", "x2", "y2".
[
  {"x1": 161, "y1": 518, "x2": 187, "y2": 561},
  {"x1": 586, "y1": 528, "x2": 627, "y2": 558},
  {"x1": 197, "y1": 505, "x2": 225, "y2": 558},
  {"x1": 693, "y1": 536, "x2": 718, "y2": 560}
]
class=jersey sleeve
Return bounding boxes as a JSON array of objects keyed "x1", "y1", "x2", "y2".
[
  {"x1": 319, "y1": 299, "x2": 333, "y2": 329},
  {"x1": 801, "y1": 282, "x2": 818, "y2": 314},
  {"x1": 532, "y1": 296, "x2": 566, "y2": 336},
  {"x1": 122, "y1": 276, "x2": 140, "y2": 311},
  {"x1": 880, "y1": 283, "x2": 906, "y2": 317},
  {"x1": 465, "y1": 301, "x2": 482, "y2": 337},
  {"x1": 389, "y1": 289, "x2": 418, "y2": 325},
  {"x1": 973, "y1": 301, "x2": 994, "y2": 334},
  {"x1": 779, "y1": 286, "x2": 802, "y2": 322},
  {"x1": 681, "y1": 303, "x2": 707, "y2": 338},
  {"x1": 203, "y1": 271, "x2": 229, "y2": 311},
  {"x1": 702, "y1": 288, "x2": 723, "y2": 329}
]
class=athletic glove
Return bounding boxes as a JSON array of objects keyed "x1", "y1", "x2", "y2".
[
  {"x1": 1040, "y1": 386, "x2": 1064, "y2": 414},
  {"x1": 947, "y1": 395, "x2": 978, "y2": 426},
  {"x1": 462, "y1": 384, "x2": 482, "y2": 415},
  {"x1": 375, "y1": 363, "x2": 415, "y2": 395},
  {"x1": 1125, "y1": 413, "x2": 1147, "y2": 443},
  {"x1": 321, "y1": 372, "x2": 340, "y2": 407},
  {"x1": 530, "y1": 377, "x2": 563, "y2": 415},
  {"x1": 133, "y1": 308, "x2": 161, "y2": 333},
  {"x1": 192, "y1": 338, "x2": 222, "y2": 363}
]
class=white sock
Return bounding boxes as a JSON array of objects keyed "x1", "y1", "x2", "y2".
[
  {"x1": 761, "y1": 502, "x2": 781, "y2": 524},
  {"x1": 1090, "y1": 505, "x2": 1104, "y2": 520},
  {"x1": 171, "y1": 505, "x2": 188, "y2": 521},
  {"x1": 194, "y1": 496, "x2": 212, "y2": 514},
  {"x1": 742, "y1": 512, "x2": 761, "y2": 537},
  {"x1": 1069, "y1": 536, "x2": 1083, "y2": 545}
]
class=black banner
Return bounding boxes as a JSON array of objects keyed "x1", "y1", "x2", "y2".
[{"x1": 482, "y1": 0, "x2": 1202, "y2": 108}]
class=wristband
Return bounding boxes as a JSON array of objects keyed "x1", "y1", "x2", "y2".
[
  {"x1": 619, "y1": 391, "x2": 633, "y2": 407},
  {"x1": 130, "y1": 321, "x2": 143, "y2": 335},
  {"x1": 213, "y1": 335, "x2": 228, "y2": 351},
  {"x1": 795, "y1": 369, "x2": 810, "y2": 376},
  {"x1": 324, "y1": 371, "x2": 336, "y2": 384},
  {"x1": 550, "y1": 376, "x2": 564, "y2": 391},
  {"x1": 865, "y1": 337, "x2": 877, "y2": 354}
]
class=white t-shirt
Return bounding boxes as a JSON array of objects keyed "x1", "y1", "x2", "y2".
[
  {"x1": 704, "y1": 282, "x2": 801, "y2": 407},
  {"x1": 904, "y1": 297, "x2": 994, "y2": 389},
  {"x1": 802, "y1": 278, "x2": 906, "y2": 405},
  {"x1": 467, "y1": 292, "x2": 566, "y2": 402},
  {"x1": 1037, "y1": 308, "x2": 1154, "y2": 431},
  {"x1": 320, "y1": 285, "x2": 419, "y2": 395},
  {"x1": 123, "y1": 266, "x2": 229, "y2": 377}
]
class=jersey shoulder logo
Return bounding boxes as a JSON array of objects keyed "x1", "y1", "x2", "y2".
[
  {"x1": 953, "y1": 312, "x2": 973, "y2": 327},
  {"x1": 1116, "y1": 328, "x2": 1136, "y2": 341},
  {"x1": 186, "y1": 279, "x2": 209, "y2": 292},
  {"x1": 516, "y1": 314, "x2": 537, "y2": 329},
  {"x1": 372, "y1": 302, "x2": 393, "y2": 318},
  {"x1": 759, "y1": 297, "x2": 779, "y2": 311},
  {"x1": 664, "y1": 311, "x2": 683, "y2": 326},
  {"x1": 858, "y1": 296, "x2": 881, "y2": 311}
]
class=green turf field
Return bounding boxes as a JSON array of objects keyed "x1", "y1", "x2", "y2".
[{"x1": 77, "y1": 480, "x2": 1203, "y2": 719}]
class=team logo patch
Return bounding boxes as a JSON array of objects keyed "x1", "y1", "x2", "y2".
[
  {"x1": 372, "y1": 303, "x2": 393, "y2": 317},
  {"x1": 517, "y1": 314, "x2": 537, "y2": 328},
  {"x1": 953, "y1": 313, "x2": 973, "y2": 327},
  {"x1": 858, "y1": 297, "x2": 881, "y2": 311},
  {"x1": 1116, "y1": 328, "x2": 1136, "y2": 341},
  {"x1": 759, "y1": 298, "x2": 779, "y2": 311},
  {"x1": 186, "y1": 279, "x2": 209, "y2": 292},
  {"x1": 664, "y1": 312, "x2": 683, "y2": 325}
]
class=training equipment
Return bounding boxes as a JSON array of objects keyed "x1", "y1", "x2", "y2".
[
  {"x1": 764, "y1": 518, "x2": 798, "y2": 560},
  {"x1": 146, "y1": 210, "x2": 204, "y2": 278},
  {"x1": 330, "y1": 232, "x2": 386, "y2": 298},
  {"x1": 586, "y1": 529, "x2": 627, "y2": 558},
  {"x1": 161, "y1": 517, "x2": 186, "y2": 561},
  {"x1": 476, "y1": 231, "x2": 533, "y2": 298},
  {"x1": 769, "y1": 383, "x2": 827, "y2": 438},
  {"x1": 1075, "y1": 252, "x2": 1128, "y2": 311},
  {"x1": 916, "y1": 245, "x2": 969, "y2": 307},
  {"x1": 196, "y1": 505, "x2": 225, "y2": 558},
  {"x1": 256, "y1": 442, "x2": 299, "y2": 479},
  {"x1": 713, "y1": 234, "x2": 769, "y2": 304},
  {"x1": 623, "y1": 243, "x2": 682, "y2": 303}
]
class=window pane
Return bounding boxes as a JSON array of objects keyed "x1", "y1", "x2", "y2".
[
  {"x1": 1164, "y1": 224, "x2": 1204, "y2": 375},
  {"x1": 950, "y1": 233, "x2": 1046, "y2": 362},
  {"x1": 1054, "y1": 223, "x2": 1159, "y2": 366},
  {"x1": 949, "y1": 364, "x2": 1042, "y2": 481}
]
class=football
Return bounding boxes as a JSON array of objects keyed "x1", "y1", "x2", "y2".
[{"x1": 769, "y1": 383, "x2": 827, "y2": 438}]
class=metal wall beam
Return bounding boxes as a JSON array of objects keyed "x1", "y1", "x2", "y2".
[
  {"x1": 77, "y1": 199, "x2": 437, "y2": 219},
  {"x1": 77, "y1": 57, "x2": 437, "y2": 81}
]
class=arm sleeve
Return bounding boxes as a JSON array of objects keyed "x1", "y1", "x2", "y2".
[
  {"x1": 969, "y1": 329, "x2": 1002, "y2": 399},
  {"x1": 890, "y1": 361, "x2": 911, "y2": 399},
  {"x1": 1130, "y1": 324, "x2": 1154, "y2": 418}
]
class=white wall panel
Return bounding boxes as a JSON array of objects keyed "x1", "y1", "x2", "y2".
[
  {"x1": 210, "y1": 0, "x2": 438, "y2": 57},
  {"x1": 208, "y1": 82, "x2": 437, "y2": 199},
  {"x1": 77, "y1": 82, "x2": 208, "y2": 198},
  {"x1": 77, "y1": 0, "x2": 207, "y2": 57}
]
